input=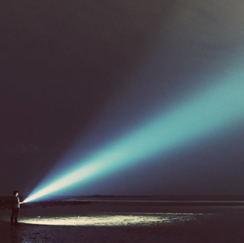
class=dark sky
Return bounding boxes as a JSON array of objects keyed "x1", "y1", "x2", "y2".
[{"x1": 1, "y1": 0, "x2": 244, "y2": 196}]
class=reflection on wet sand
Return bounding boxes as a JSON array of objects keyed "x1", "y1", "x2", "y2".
[{"x1": 20, "y1": 213, "x2": 199, "y2": 226}]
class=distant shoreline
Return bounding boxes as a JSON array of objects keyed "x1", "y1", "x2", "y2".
[
  {"x1": 2, "y1": 195, "x2": 244, "y2": 209},
  {"x1": 0, "y1": 198, "x2": 244, "y2": 209}
]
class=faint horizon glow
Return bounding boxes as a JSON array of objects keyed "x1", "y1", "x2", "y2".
[{"x1": 24, "y1": 66, "x2": 244, "y2": 203}]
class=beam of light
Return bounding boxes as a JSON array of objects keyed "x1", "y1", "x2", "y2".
[
  {"x1": 19, "y1": 213, "x2": 199, "y2": 226},
  {"x1": 24, "y1": 68, "x2": 244, "y2": 203}
]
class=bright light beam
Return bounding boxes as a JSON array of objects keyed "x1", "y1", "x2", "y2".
[{"x1": 24, "y1": 68, "x2": 244, "y2": 203}]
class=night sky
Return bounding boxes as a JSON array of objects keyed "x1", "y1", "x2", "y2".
[{"x1": 1, "y1": 0, "x2": 244, "y2": 196}]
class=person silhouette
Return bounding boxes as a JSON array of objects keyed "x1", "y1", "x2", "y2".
[{"x1": 10, "y1": 190, "x2": 23, "y2": 224}]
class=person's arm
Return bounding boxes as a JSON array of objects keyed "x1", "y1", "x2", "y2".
[{"x1": 17, "y1": 197, "x2": 24, "y2": 205}]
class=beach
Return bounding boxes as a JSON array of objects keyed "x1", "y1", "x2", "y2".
[{"x1": 1, "y1": 200, "x2": 244, "y2": 242}]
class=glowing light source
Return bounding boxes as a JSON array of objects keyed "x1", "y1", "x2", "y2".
[{"x1": 24, "y1": 67, "x2": 244, "y2": 203}]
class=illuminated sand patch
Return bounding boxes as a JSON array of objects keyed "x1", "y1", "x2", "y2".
[{"x1": 20, "y1": 213, "x2": 202, "y2": 226}]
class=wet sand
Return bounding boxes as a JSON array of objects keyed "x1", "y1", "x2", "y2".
[{"x1": 1, "y1": 201, "x2": 244, "y2": 242}]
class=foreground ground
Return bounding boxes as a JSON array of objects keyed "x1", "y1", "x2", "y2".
[{"x1": 1, "y1": 201, "x2": 244, "y2": 242}]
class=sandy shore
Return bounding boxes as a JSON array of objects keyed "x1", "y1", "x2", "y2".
[{"x1": 1, "y1": 201, "x2": 244, "y2": 242}]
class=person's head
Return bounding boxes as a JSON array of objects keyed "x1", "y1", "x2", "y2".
[{"x1": 13, "y1": 190, "x2": 19, "y2": 196}]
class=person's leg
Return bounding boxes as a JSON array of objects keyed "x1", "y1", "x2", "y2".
[{"x1": 14, "y1": 208, "x2": 19, "y2": 223}]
